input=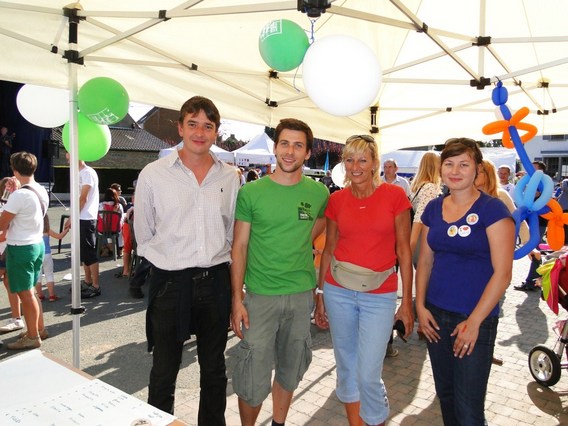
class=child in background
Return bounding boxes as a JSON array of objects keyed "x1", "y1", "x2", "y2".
[
  {"x1": 35, "y1": 217, "x2": 68, "y2": 302},
  {"x1": 115, "y1": 199, "x2": 134, "y2": 278}
]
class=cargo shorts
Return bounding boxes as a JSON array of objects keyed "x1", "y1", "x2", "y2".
[{"x1": 232, "y1": 290, "x2": 313, "y2": 407}]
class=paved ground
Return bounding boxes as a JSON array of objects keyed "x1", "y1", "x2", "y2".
[{"x1": 1, "y1": 205, "x2": 568, "y2": 425}]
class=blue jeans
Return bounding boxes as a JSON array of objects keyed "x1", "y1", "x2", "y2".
[
  {"x1": 324, "y1": 282, "x2": 397, "y2": 425},
  {"x1": 147, "y1": 265, "x2": 231, "y2": 425},
  {"x1": 426, "y1": 303, "x2": 497, "y2": 426}
]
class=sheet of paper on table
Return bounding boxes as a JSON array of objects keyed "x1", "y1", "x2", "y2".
[{"x1": 0, "y1": 350, "x2": 176, "y2": 426}]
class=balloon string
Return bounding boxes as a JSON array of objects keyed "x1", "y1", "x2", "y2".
[
  {"x1": 292, "y1": 66, "x2": 301, "y2": 93},
  {"x1": 309, "y1": 18, "x2": 318, "y2": 44},
  {"x1": 296, "y1": 17, "x2": 318, "y2": 92}
]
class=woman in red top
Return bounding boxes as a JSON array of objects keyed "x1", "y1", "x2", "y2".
[{"x1": 315, "y1": 135, "x2": 413, "y2": 426}]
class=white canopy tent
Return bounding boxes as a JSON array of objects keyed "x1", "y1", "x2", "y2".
[
  {"x1": 211, "y1": 144, "x2": 236, "y2": 163},
  {"x1": 2, "y1": 0, "x2": 568, "y2": 365},
  {"x1": 383, "y1": 148, "x2": 518, "y2": 175},
  {"x1": 1, "y1": 1, "x2": 568, "y2": 151},
  {"x1": 234, "y1": 132, "x2": 275, "y2": 166}
]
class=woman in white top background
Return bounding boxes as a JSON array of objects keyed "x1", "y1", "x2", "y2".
[{"x1": 409, "y1": 152, "x2": 441, "y2": 265}]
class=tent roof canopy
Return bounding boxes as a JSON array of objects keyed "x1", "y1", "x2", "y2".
[
  {"x1": 235, "y1": 132, "x2": 275, "y2": 165},
  {"x1": 2, "y1": 0, "x2": 568, "y2": 153}
]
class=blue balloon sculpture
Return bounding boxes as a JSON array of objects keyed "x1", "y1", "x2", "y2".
[{"x1": 483, "y1": 81, "x2": 553, "y2": 259}]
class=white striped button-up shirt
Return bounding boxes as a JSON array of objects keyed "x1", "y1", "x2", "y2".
[{"x1": 134, "y1": 150, "x2": 239, "y2": 271}]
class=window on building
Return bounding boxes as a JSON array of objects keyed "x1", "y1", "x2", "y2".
[
  {"x1": 543, "y1": 134, "x2": 568, "y2": 141},
  {"x1": 545, "y1": 157, "x2": 559, "y2": 179}
]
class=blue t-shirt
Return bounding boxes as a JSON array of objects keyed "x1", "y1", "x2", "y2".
[
  {"x1": 43, "y1": 234, "x2": 51, "y2": 255},
  {"x1": 422, "y1": 191, "x2": 511, "y2": 317}
]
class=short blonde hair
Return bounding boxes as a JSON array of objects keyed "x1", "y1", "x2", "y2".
[{"x1": 342, "y1": 135, "x2": 381, "y2": 187}]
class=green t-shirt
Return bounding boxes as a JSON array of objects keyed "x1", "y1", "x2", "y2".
[{"x1": 236, "y1": 175, "x2": 329, "y2": 295}]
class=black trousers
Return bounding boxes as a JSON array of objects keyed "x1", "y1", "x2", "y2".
[{"x1": 147, "y1": 264, "x2": 231, "y2": 425}]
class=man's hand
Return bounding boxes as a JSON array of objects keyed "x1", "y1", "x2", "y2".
[
  {"x1": 5, "y1": 177, "x2": 19, "y2": 193},
  {"x1": 231, "y1": 300, "x2": 249, "y2": 340}
]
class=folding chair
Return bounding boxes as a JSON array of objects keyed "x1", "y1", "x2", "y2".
[{"x1": 96, "y1": 210, "x2": 122, "y2": 261}]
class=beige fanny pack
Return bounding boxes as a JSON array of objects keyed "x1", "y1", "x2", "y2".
[{"x1": 330, "y1": 256, "x2": 395, "y2": 292}]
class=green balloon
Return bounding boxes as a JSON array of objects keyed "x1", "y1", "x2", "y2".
[
  {"x1": 78, "y1": 77, "x2": 129, "y2": 125},
  {"x1": 62, "y1": 112, "x2": 111, "y2": 162},
  {"x1": 259, "y1": 19, "x2": 309, "y2": 72}
]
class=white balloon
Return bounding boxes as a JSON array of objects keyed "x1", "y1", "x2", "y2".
[
  {"x1": 16, "y1": 84, "x2": 69, "y2": 128},
  {"x1": 331, "y1": 162, "x2": 346, "y2": 188},
  {"x1": 302, "y1": 35, "x2": 382, "y2": 117}
]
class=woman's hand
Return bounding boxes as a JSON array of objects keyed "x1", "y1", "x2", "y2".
[
  {"x1": 314, "y1": 294, "x2": 329, "y2": 330},
  {"x1": 416, "y1": 306, "x2": 440, "y2": 343},
  {"x1": 395, "y1": 300, "x2": 414, "y2": 340},
  {"x1": 451, "y1": 320, "x2": 479, "y2": 358}
]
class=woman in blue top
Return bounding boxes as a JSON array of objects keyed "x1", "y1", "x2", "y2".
[{"x1": 415, "y1": 138, "x2": 515, "y2": 425}]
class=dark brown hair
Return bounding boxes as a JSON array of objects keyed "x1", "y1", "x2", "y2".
[
  {"x1": 178, "y1": 96, "x2": 221, "y2": 130},
  {"x1": 10, "y1": 151, "x2": 37, "y2": 176},
  {"x1": 104, "y1": 188, "x2": 120, "y2": 205},
  {"x1": 274, "y1": 118, "x2": 314, "y2": 151},
  {"x1": 441, "y1": 138, "x2": 483, "y2": 165}
]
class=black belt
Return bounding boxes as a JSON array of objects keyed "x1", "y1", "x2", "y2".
[{"x1": 152, "y1": 262, "x2": 229, "y2": 278}]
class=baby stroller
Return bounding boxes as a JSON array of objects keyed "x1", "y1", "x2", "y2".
[{"x1": 528, "y1": 251, "x2": 568, "y2": 386}]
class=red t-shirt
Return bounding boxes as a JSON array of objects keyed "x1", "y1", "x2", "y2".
[{"x1": 324, "y1": 183, "x2": 411, "y2": 294}]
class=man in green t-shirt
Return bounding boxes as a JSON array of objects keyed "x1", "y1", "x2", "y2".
[{"x1": 231, "y1": 118, "x2": 329, "y2": 426}]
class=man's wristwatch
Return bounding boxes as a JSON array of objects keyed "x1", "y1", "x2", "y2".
[{"x1": 315, "y1": 288, "x2": 324, "y2": 295}]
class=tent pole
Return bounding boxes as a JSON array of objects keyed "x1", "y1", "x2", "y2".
[
  {"x1": 478, "y1": 0, "x2": 486, "y2": 76},
  {"x1": 65, "y1": 4, "x2": 83, "y2": 369}
]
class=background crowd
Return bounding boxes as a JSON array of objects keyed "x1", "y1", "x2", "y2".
[{"x1": 0, "y1": 99, "x2": 563, "y2": 426}]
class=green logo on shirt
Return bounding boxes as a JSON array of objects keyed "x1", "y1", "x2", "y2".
[{"x1": 298, "y1": 202, "x2": 313, "y2": 221}]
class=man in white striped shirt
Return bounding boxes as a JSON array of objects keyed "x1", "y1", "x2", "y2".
[{"x1": 135, "y1": 96, "x2": 239, "y2": 425}]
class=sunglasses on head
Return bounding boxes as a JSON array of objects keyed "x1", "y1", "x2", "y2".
[{"x1": 346, "y1": 134, "x2": 375, "y2": 145}]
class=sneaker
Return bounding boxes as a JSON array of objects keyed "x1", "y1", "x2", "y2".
[
  {"x1": 0, "y1": 318, "x2": 25, "y2": 333},
  {"x1": 81, "y1": 286, "x2": 101, "y2": 299},
  {"x1": 6, "y1": 335, "x2": 41, "y2": 350},
  {"x1": 18, "y1": 329, "x2": 48, "y2": 340},
  {"x1": 49, "y1": 295, "x2": 60, "y2": 302},
  {"x1": 69, "y1": 281, "x2": 94, "y2": 293},
  {"x1": 129, "y1": 287, "x2": 144, "y2": 299},
  {"x1": 386, "y1": 343, "x2": 399, "y2": 358}
]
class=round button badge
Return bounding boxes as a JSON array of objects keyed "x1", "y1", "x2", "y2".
[
  {"x1": 458, "y1": 225, "x2": 471, "y2": 237},
  {"x1": 466, "y1": 213, "x2": 479, "y2": 225},
  {"x1": 447, "y1": 225, "x2": 458, "y2": 237}
]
